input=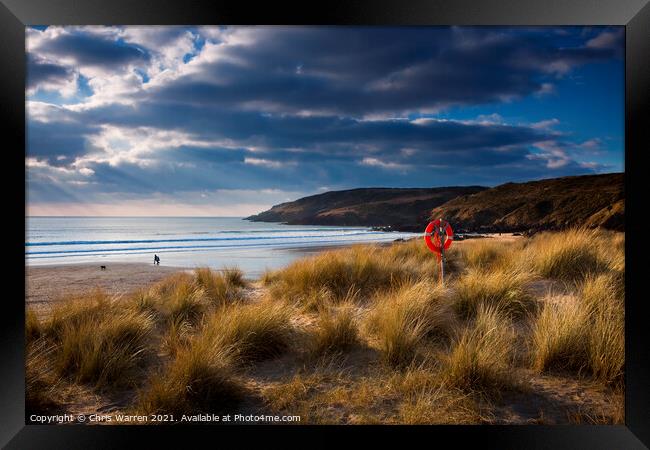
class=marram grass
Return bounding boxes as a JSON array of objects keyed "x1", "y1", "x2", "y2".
[
  {"x1": 531, "y1": 273, "x2": 624, "y2": 385},
  {"x1": 26, "y1": 229, "x2": 625, "y2": 423},
  {"x1": 365, "y1": 281, "x2": 454, "y2": 367}
]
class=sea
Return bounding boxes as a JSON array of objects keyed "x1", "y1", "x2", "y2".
[{"x1": 26, "y1": 217, "x2": 420, "y2": 277}]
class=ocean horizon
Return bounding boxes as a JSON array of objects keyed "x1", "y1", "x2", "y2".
[{"x1": 26, "y1": 216, "x2": 419, "y2": 277}]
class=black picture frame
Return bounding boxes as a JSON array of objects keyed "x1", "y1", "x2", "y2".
[{"x1": 2, "y1": 0, "x2": 648, "y2": 448}]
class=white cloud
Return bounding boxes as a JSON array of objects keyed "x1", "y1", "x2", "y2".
[
  {"x1": 579, "y1": 161, "x2": 601, "y2": 169},
  {"x1": 243, "y1": 157, "x2": 295, "y2": 169},
  {"x1": 27, "y1": 101, "x2": 74, "y2": 123},
  {"x1": 78, "y1": 167, "x2": 95, "y2": 176},
  {"x1": 27, "y1": 157, "x2": 96, "y2": 180},
  {"x1": 474, "y1": 113, "x2": 505, "y2": 125},
  {"x1": 79, "y1": 125, "x2": 228, "y2": 167},
  {"x1": 578, "y1": 138, "x2": 603, "y2": 151},
  {"x1": 586, "y1": 30, "x2": 622, "y2": 49},
  {"x1": 529, "y1": 140, "x2": 571, "y2": 168},
  {"x1": 400, "y1": 148, "x2": 418, "y2": 157},
  {"x1": 535, "y1": 82, "x2": 556, "y2": 96},
  {"x1": 360, "y1": 157, "x2": 409, "y2": 170},
  {"x1": 531, "y1": 118, "x2": 560, "y2": 129},
  {"x1": 28, "y1": 26, "x2": 208, "y2": 112}
]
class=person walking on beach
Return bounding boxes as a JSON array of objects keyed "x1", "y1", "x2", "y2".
[{"x1": 154, "y1": 254, "x2": 160, "y2": 265}]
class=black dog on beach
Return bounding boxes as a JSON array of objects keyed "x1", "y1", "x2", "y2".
[{"x1": 100, "y1": 265, "x2": 106, "y2": 270}]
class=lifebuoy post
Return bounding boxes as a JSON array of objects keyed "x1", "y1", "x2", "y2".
[
  {"x1": 423, "y1": 218, "x2": 454, "y2": 285},
  {"x1": 438, "y1": 219, "x2": 446, "y2": 283}
]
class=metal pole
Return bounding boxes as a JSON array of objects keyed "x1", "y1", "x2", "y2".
[{"x1": 439, "y1": 219, "x2": 445, "y2": 285}]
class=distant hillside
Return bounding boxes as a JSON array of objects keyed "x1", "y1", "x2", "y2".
[
  {"x1": 430, "y1": 173, "x2": 624, "y2": 233},
  {"x1": 247, "y1": 173, "x2": 624, "y2": 233},
  {"x1": 246, "y1": 187, "x2": 487, "y2": 231}
]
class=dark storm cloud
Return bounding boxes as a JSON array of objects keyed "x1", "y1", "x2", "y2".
[
  {"x1": 25, "y1": 26, "x2": 623, "y2": 205},
  {"x1": 77, "y1": 99, "x2": 546, "y2": 149},
  {"x1": 24, "y1": 94, "x2": 589, "y2": 194},
  {"x1": 27, "y1": 56, "x2": 72, "y2": 89},
  {"x1": 27, "y1": 119, "x2": 100, "y2": 162},
  {"x1": 144, "y1": 27, "x2": 621, "y2": 116},
  {"x1": 37, "y1": 31, "x2": 149, "y2": 68}
]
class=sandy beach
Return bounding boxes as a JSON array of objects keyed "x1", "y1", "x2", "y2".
[
  {"x1": 26, "y1": 263, "x2": 184, "y2": 316},
  {"x1": 25, "y1": 245, "x2": 367, "y2": 317},
  {"x1": 25, "y1": 236, "x2": 520, "y2": 316}
]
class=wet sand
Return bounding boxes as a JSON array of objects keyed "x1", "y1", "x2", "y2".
[
  {"x1": 26, "y1": 263, "x2": 184, "y2": 316},
  {"x1": 25, "y1": 244, "x2": 360, "y2": 309}
]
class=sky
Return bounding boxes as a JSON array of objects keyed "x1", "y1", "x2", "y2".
[{"x1": 26, "y1": 26, "x2": 624, "y2": 217}]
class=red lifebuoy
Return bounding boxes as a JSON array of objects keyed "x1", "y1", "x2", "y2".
[{"x1": 424, "y1": 219, "x2": 453, "y2": 254}]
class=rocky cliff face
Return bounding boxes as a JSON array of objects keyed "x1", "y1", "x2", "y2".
[
  {"x1": 246, "y1": 187, "x2": 487, "y2": 231},
  {"x1": 247, "y1": 173, "x2": 624, "y2": 233},
  {"x1": 430, "y1": 173, "x2": 624, "y2": 232}
]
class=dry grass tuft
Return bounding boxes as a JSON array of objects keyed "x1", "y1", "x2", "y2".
[
  {"x1": 311, "y1": 303, "x2": 359, "y2": 356},
  {"x1": 129, "y1": 288, "x2": 159, "y2": 316},
  {"x1": 443, "y1": 305, "x2": 514, "y2": 393},
  {"x1": 165, "y1": 282, "x2": 207, "y2": 325},
  {"x1": 129, "y1": 268, "x2": 247, "y2": 324},
  {"x1": 39, "y1": 293, "x2": 155, "y2": 387},
  {"x1": 263, "y1": 373, "x2": 323, "y2": 412},
  {"x1": 292, "y1": 286, "x2": 360, "y2": 313},
  {"x1": 56, "y1": 310, "x2": 154, "y2": 386},
  {"x1": 583, "y1": 275, "x2": 624, "y2": 385},
  {"x1": 203, "y1": 300, "x2": 294, "y2": 363},
  {"x1": 26, "y1": 339, "x2": 62, "y2": 414},
  {"x1": 161, "y1": 316, "x2": 194, "y2": 357},
  {"x1": 458, "y1": 239, "x2": 518, "y2": 271},
  {"x1": 531, "y1": 273, "x2": 624, "y2": 385},
  {"x1": 567, "y1": 390, "x2": 624, "y2": 424},
  {"x1": 150, "y1": 272, "x2": 194, "y2": 299},
  {"x1": 530, "y1": 295, "x2": 589, "y2": 374},
  {"x1": 44, "y1": 290, "x2": 113, "y2": 338},
  {"x1": 195, "y1": 267, "x2": 245, "y2": 306},
  {"x1": 453, "y1": 267, "x2": 535, "y2": 319},
  {"x1": 147, "y1": 273, "x2": 207, "y2": 324},
  {"x1": 222, "y1": 267, "x2": 247, "y2": 287},
  {"x1": 26, "y1": 308, "x2": 42, "y2": 342},
  {"x1": 525, "y1": 228, "x2": 615, "y2": 282},
  {"x1": 137, "y1": 337, "x2": 243, "y2": 415},
  {"x1": 397, "y1": 384, "x2": 482, "y2": 424},
  {"x1": 264, "y1": 364, "x2": 482, "y2": 424},
  {"x1": 264, "y1": 245, "x2": 417, "y2": 308},
  {"x1": 366, "y1": 282, "x2": 454, "y2": 368}
]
